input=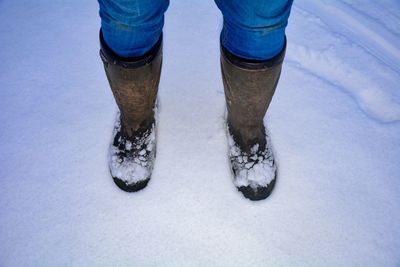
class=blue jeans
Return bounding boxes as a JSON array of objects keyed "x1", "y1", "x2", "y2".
[{"x1": 99, "y1": 0, "x2": 293, "y2": 60}]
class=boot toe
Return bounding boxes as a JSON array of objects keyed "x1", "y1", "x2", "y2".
[
  {"x1": 238, "y1": 178, "x2": 276, "y2": 201},
  {"x1": 112, "y1": 176, "x2": 150, "y2": 192}
]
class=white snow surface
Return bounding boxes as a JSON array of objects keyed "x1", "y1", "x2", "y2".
[{"x1": 1, "y1": 0, "x2": 400, "y2": 266}]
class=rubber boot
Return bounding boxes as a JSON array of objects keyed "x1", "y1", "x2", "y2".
[
  {"x1": 100, "y1": 31, "x2": 162, "y2": 192},
  {"x1": 221, "y1": 40, "x2": 286, "y2": 201}
]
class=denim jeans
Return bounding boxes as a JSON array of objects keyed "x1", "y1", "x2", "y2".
[{"x1": 99, "y1": 0, "x2": 293, "y2": 60}]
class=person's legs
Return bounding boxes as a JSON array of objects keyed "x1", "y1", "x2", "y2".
[
  {"x1": 98, "y1": 0, "x2": 169, "y2": 192},
  {"x1": 215, "y1": 0, "x2": 293, "y2": 200},
  {"x1": 99, "y1": 0, "x2": 169, "y2": 57},
  {"x1": 215, "y1": 0, "x2": 293, "y2": 60}
]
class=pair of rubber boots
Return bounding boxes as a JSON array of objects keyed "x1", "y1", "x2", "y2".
[{"x1": 100, "y1": 32, "x2": 285, "y2": 201}]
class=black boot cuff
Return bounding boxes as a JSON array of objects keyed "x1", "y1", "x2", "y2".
[
  {"x1": 99, "y1": 29, "x2": 162, "y2": 69},
  {"x1": 221, "y1": 37, "x2": 286, "y2": 70}
]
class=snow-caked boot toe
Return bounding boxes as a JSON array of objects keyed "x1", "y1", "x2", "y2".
[
  {"x1": 221, "y1": 39, "x2": 286, "y2": 201},
  {"x1": 108, "y1": 113, "x2": 156, "y2": 192},
  {"x1": 100, "y1": 30, "x2": 162, "y2": 192}
]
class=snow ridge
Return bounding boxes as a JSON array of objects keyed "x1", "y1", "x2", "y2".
[{"x1": 288, "y1": 5, "x2": 400, "y2": 123}]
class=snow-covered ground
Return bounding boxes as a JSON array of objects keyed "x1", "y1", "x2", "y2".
[{"x1": 1, "y1": 0, "x2": 400, "y2": 266}]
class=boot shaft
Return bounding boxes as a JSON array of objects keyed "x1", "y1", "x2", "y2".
[
  {"x1": 100, "y1": 31, "x2": 162, "y2": 138},
  {"x1": 221, "y1": 39, "x2": 286, "y2": 152}
]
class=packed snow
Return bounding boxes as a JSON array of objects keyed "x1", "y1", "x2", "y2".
[
  {"x1": 108, "y1": 113, "x2": 156, "y2": 185},
  {"x1": 0, "y1": 0, "x2": 399, "y2": 266},
  {"x1": 227, "y1": 131, "x2": 276, "y2": 188}
]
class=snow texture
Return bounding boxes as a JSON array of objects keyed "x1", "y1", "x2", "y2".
[{"x1": 1, "y1": 0, "x2": 400, "y2": 266}]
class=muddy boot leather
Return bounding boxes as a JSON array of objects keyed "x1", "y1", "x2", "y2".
[
  {"x1": 100, "y1": 30, "x2": 162, "y2": 192},
  {"x1": 221, "y1": 41, "x2": 286, "y2": 153},
  {"x1": 100, "y1": 31, "x2": 162, "y2": 139},
  {"x1": 221, "y1": 40, "x2": 286, "y2": 200}
]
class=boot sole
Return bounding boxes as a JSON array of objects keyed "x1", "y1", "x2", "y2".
[{"x1": 112, "y1": 176, "x2": 150, "y2": 192}]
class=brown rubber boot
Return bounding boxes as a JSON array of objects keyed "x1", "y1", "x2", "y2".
[
  {"x1": 221, "y1": 40, "x2": 286, "y2": 201},
  {"x1": 100, "y1": 31, "x2": 162, "y2": 192}
]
